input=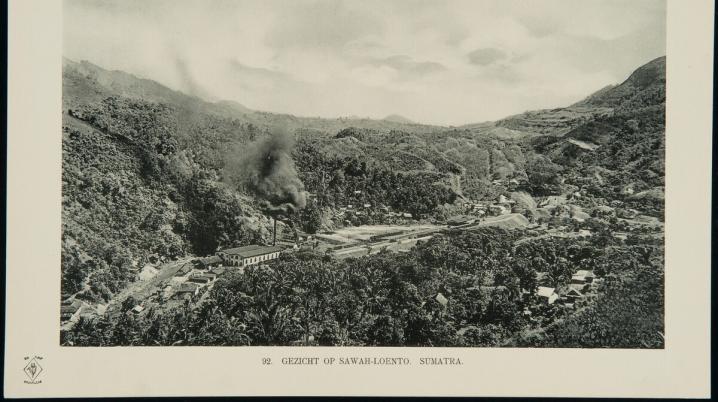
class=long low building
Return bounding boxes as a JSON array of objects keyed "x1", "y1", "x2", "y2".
[
  {"x1": 217, "y1": 245, "x2": 283, "y2": 267},
  {"x1": 447, "y1": 215, "x2": 477, "y2": 226}
]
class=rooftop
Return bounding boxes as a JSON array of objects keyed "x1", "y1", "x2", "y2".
[
  {"x1": 61, "y1": 305, "x2": 80, "y2": 314},
  {"x1": 179, "y1": 283, "x2": 200, "y2": 292},
  {"x1": 447, "y1": 215, "x2": 476, "y2": 224},
  {"x1": 435, "y1": 293, "x2": 448, "y2": 306},
  {"x1": 566, "y1": 287, "x2": 584, "y2": 296},
  {"x1": 537, "y1": 286, "x2": 556, "y2": 298},
  {"x1": 219, "y1": 245, "x2": 283, "y2": 258},
  {"x1": 174, "y1": 265, "x2": 192, "y2": 276},
  {"x1": 61, "y1": 299, "x2": 83, "y2": 308},
  {"x1": 198, "y1": 255, "x2": 222, "y2": 265}
]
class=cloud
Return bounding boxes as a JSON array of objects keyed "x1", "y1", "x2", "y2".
[
  {"x1": 63, "y1": 0, "x2": 666, "y2": 126},
  {"x1": 227, "y1": 60, "x2": 294, "y2": 90},
  {"x1": 371, "y1": 55, "x2": 446, "y2": 75},
  {"x1": 467, "y1": 48, "x2": 508, "y2": 66},
  {"x1": 516, "y1": 16, "x2": 558, "y2": 38},
  {"x1": 264, "y1": 0, "x2": 384, "y2": 51},
  {"x1": 173, "y1": 57, "x2": 215, "y2": 100},
  {"x1": 476, "y1": 65, "x2": 523, "y2": 85}
]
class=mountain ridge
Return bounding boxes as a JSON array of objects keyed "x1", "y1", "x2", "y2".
[
  {"x1": 63, "y1": 55, "x2": 666, "y2": 135},
  {"x1": 63, "y1": 57, "x2": 445, "y2": 133},
  {"x1": 489, "y1": 56, "x2": 665, "y2": 137}
]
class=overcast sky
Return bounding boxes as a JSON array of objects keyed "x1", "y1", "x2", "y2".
[{"x1": 64, "y1": 0, "x2": 666, "y2": 126}]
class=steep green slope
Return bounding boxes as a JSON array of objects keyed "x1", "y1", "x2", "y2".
[
  {"x1": 295, "y1": 126, "x2": 541, "y2": 203},
  {"x1": 527, "y1": 57, "x2": 665, "y2": 216},
  {"x1": 488, "y1": 56, "x2": 665, "y2": 137},
  {"x1": 62, "y1": 97, "x2": 268, "y2": 302},
  {"x1": 574, "y1": 56, "x2": 666, "y2": 111}
]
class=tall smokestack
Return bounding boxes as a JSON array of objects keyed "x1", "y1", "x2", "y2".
[
  {"x1": 273, "y1": 218, "x2": 277, "y2": 246},
  {"x1": 223, "y1": 125, "x2": 307, "y2": 248}
]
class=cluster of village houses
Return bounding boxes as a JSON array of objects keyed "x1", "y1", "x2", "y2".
[
  {"x1": 427, "y1": 269, "x2": 599, "y2": 321},
  {"x1": 326, "y1": 189, "x2": 414, "y2": 219},
  {"x1": 126, "y1": 245, "x2": 287, "y2": 315},
  {"x1": 533, "y1": 269, "x2": 598, "y2": 310},
  {"x1": 60, "y1": 299, "x2": 92, "y2": 329},
  {"x1": 461, "y1": 192, "x2": 526, "y2": 218},
  {"x1": 62, "y1": 245, "x2": 599, "y2": 332},
  {"x1": 60, "y1": 245, "x2": 287, "y2": 326},
  {"x1": 336, "y1": 204, "x2": 413, "y2": 219},
  {"x1": 62, "y1": 175, "x2": 611, "y2": 327},
  {"x1": 458, "y1": 176, "x2": 531, "y2": 219},
  {"x1": 335, "y1": 187, "x2": 526, "y2": 225}
]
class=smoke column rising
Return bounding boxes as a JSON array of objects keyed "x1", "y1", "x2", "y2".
[{"x1": 226, "y1": 126, "x2": 307, "y2": 219}]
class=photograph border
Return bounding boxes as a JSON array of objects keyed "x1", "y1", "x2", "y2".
[{"x1": 4, "y1": 0, "x2": 712, "y2": 397}]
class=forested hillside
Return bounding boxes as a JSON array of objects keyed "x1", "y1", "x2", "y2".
[
  {"x1": 61, "y1": 59, "x2": 454, "y2": 302},
  {"x1": 62, "y1": 99, "x2": 266, "y2": 301},
  {"x1": 61, "y1": 58, "x2": 542, "y2": 301},
  {"x1": 293, "y1": 126, "x2": 542, "y2": 210},
  {"x1": 62, "y1": 226, "x2": 664, "y2": 347},
  {"x1": 486, "y1": 56, "x2": 665, "y2": 138},
  {"x1": 62, "y1": 56, "x2": 665, "y2": 347}
]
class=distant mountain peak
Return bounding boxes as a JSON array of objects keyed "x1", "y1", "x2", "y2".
[
  {"x1": 623, "y1": 55, "x2": 666, "y2": 88},
  {"x1": 383, "y1": 114, "x2": 415, "y2": 124}
]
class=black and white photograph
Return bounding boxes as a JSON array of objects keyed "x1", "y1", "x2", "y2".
[{"x1": 58, "y1": 0, "x2": 667, "y2": 348}]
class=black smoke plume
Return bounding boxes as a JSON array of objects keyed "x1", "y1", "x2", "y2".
[{"x1": 225, "y1": 126, "x2": 307, "y2": 220}]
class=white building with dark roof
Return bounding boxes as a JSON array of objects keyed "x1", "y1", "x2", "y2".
[
  {"x1": 60, "y1": 299, "x2": 85, "y2": 322},
  {"x1": 536, "y1": 286, "x2": 559, "y2": 304},
  {"x1": 127, "y1": 305, "x2": 145, "y2": 316},
  {"x1": 447, "y1": 215, "x2": 477, "y2": 226},
  {"x1": 176, "y1": 282, "x2": 201, "y2": 297},
  {"x1": 571, "y1": 270, "x2": 595, "y2": 285},
  {"x1": 217, "y1": 245, "x2": 283, "y2": 267},
  {"x1": 565, "y1": 287, "x2": 584, "y2": 301}
]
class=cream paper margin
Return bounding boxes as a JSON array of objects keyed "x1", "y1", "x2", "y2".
[{"x1": 3, "y1": 0, "x2": 712, "y2": 397}]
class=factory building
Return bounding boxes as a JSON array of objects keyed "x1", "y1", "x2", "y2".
[{"x1": 217, "y1": 245, "x2": 283, "y2": 267}]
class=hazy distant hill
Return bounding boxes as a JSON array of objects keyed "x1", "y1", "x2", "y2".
[
  {"x1": 63, "y1": 58, "x2": 443, "y2": 134},
  {"x1": 63, "y1": 58, "x2": 240, "y2": 115},
  {"x1": 383, "y1": 114, "x2": 415, "y2": 124}
]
